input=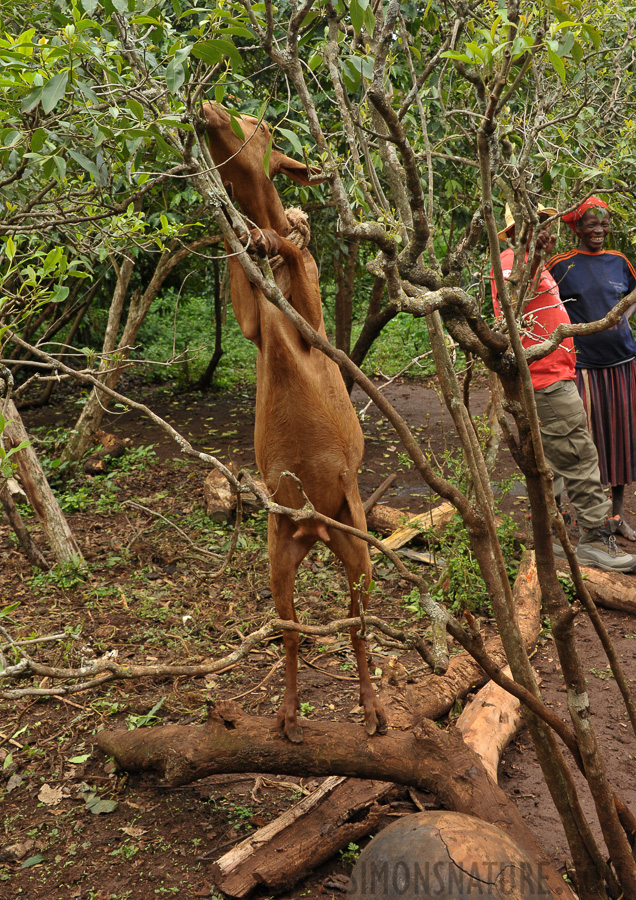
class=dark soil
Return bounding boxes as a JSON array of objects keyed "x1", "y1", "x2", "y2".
[{"x1": 1, "y1": 378, "x2": 636, "y2": 900}]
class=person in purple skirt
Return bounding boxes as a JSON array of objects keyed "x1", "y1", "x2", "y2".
[{"x1": 548, "y1": 196, "x2": 636, "y2": 541}]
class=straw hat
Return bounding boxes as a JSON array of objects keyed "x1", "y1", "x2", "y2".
[{"x1": 497, "y1": 203, "x2": 558, "y2": 240}]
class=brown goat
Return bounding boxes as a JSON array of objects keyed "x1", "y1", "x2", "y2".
[{"x1": 203, "y1": 103, "x2": 386, "y2": 743}]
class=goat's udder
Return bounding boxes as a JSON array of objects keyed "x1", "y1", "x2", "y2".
[{"x1": 292, "y1": 522, "x2": 331, "y2": 543}]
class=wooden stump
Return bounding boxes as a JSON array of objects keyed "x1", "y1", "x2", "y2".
[{"x1": 2, "y1": 399, "x2": 84, "y2": 566}]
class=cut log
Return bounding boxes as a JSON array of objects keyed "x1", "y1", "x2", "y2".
[
  {"x1": 97, "y1": 703, "x2": 572, "y2": 900},
  {"x1": 204, "y1": 468, "x2": 236, "y2": 522},
  {"x1": 368, "y1": 501, "x2": 455, "y2": 554},
  {"x1": 6, "y1": 477, "x2": 26, "y2": 501},
  {"x1": 204, "y1": 470, "x2": 267, "y2": 522},
  {"x1": 559, "y1": 565, "x2": 636, "y2": 616},
  {"x1": 2, "y1": 399, "x2": 84, "y2": 566},
  {"x1": 83, "y1": 431, "x2": 129, "y2": 475},
  {"x1": 212, "y1": 776, "x2": 397, "y2": 897},
  {"x1": 455, "y1": 666, "x2": 525, "y2": 783}
]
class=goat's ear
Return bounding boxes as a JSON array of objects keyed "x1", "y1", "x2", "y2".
[{"x1": 271, "y1": 151, "x2": 326, "y2": 186}]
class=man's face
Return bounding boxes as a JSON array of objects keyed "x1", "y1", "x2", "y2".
[{"x1": 576, "y1": 208, "x2": 611, "y2": 252}]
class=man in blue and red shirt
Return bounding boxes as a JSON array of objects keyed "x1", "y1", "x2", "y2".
[{"x1": 491, "y1": 205, "x2": 636, "y2": 573}]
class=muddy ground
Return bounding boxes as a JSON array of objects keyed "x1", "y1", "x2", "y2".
[{"x1": 1, "y1": 378, "x2": 636, "y2": 900}]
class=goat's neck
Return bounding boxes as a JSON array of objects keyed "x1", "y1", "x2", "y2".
[{"x1": 236, "y1": 182, "x2": 291, "y2": 237}]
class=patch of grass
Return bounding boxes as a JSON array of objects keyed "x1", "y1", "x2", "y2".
[{"x1": 29, "y1": 558, "x2": 88, "y2": 594}]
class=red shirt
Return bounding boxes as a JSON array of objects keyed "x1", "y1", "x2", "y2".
[{"x1": 491, "y1": 248, "x2": 575, "y2": 390}]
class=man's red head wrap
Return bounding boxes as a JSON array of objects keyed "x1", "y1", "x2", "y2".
[{"x1": 562, "y1": 196, "x2": 610, "y2": 231}]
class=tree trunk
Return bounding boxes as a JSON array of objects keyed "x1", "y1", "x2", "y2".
[
  {"x1": 60, "y1": 252, "x2": 136, "y2": 466},
  {"x1": 2, "y1": 400, "x2": 84, "y2": 566},
  {"x1": 334, "y1": 235, "x2": 360, "y2": 357},
  {"x1": 0, "y1": 481, "x2": 48, "y2": 569},
  {"x1": 61, "y1": 234, "x2": 222, "y2": 466},
  {"x1": 343, "y1": 277, "x2": 398, "y2": 393},
  {"x1": 97, "y1": 704, "x2": 574, "y2": 900},
  {"x1": 197, "y1": 256, "x2": 224, "y2": 390}
]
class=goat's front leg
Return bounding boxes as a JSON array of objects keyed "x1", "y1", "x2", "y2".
[{"x1": 269, "y1": 516, "x2": 312, "y2": 744}]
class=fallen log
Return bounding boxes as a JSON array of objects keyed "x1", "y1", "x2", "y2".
[
  {"x1": 97, "y1": 703, "x2": 571, "y2": 900},
  {"x1": 367, "y1": 501, "x2": 455, "y2": 552},
  {"x1": 455, "y1": 666, "x2": 525, "y2": 783},
  {"x1": 212, "y1": 776, "x2": 397, "y2": 897},
  {"x1": 559, "y1": 565, "x2": 636, "y2": 616}
]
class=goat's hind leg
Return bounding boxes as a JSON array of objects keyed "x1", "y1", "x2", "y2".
[
  {"x1": 328, "y1": 527, "x2": 388, "y2": 737},
  {"x1": 269, "y1": 515, "x2": 313, "y2": 744}
]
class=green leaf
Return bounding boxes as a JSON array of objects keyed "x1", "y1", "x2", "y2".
[
  {"x1": 166, "y1": 59, "x2": 185, "y2": 93},
  {"x1": 21, "y1": 86, "x2": 42, "y2": 113},
  {"x1": 127, "y1": 98, "x2": 144, "y2": 122},
  {"x1": 277, "y1": 127, "x2": 303, "y2": 156},
  {"x1": 76, "y1": 79, "x2": 99, "y2": 104},
  {"x1": 350, "y1": 0, "x2": 363, "y2": 34},
  {"x1": 5, "y1": 236, "x2": 16, "y2": 261},
  {"x1": 51, "y1": 284, "x2": 70, "y2": 304},
  {"x1": 21, "y1": 855, "x2": 45, "y2": 869},
  {"x1": 154, "y1": 133, "x2": 181, "y2": 159},
  {"x1": 582, "y1": 23, "x2": 601, "y2": 50},
  {"x1": 263, "y1": 134, "x2": 273, "y2": 177},
  {"x1": 67, "y1": 148, "x2": 100, "y2": 180},
  {"x1": 69, "y1": 754, "x2": 90, "y2": 764},
  {"x1": 191, "y1": 39, "x2": 242, "y2": 72},
  {"x1": 2, "y1": 130, "x2": 21, "y2": 148},
  {"x1": 31, "y1": 127, "x2": 47, "y2": 152},
  {"x1": 43, "y1": 247, "x2": 63, "y2": 271},
  {"x1": 0, "y1": 602, "x2": 22, "y2": 618},
  {"x1": 363, "y1": 4, "x2": 375, "y2": 34},
  {"x1": 440, "y1": 50, "x2": 474, "y2": 64},
  {"x1": 41, "y1": 71, "x2": 69, "y2": 114},
  {"x1": 229, "y1": 115, "x2": 245, "y2": 141},
  {"x1": 53, "y1": 155, "x2": 67, "y2": 179},
  {"x1": 547, "y1": 47, "x2": 566, "y2": 84},
  {"x1": 571, "y1": 40, "x2": 584, "y2": 64},
  {"x1": 3, "y1": 752, "x2": 13, "y2": 769}
]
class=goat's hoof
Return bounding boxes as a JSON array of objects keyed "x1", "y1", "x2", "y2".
[
  {"x1": 364, "y1": 719, "x2": 378, "y2": 737},
  {"x1": 285, "y1": 723, "x2": 304, "y2": 744}
]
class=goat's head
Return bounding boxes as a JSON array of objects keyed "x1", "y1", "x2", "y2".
[{"x1": 202, "y1": 103, "x2": 324, "y2": 234}]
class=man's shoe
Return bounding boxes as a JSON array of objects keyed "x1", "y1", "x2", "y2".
[
  {"x1": 608, "y1": 515, "x2": 636, "y2": 542},
  {"x1": 576, "y1": 526, "x2": 636, "y2": 573}
]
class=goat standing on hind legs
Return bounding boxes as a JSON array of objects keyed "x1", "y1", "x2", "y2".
[{"x1": 202, "y1": 103, "x2": 387, "y2": 744}]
